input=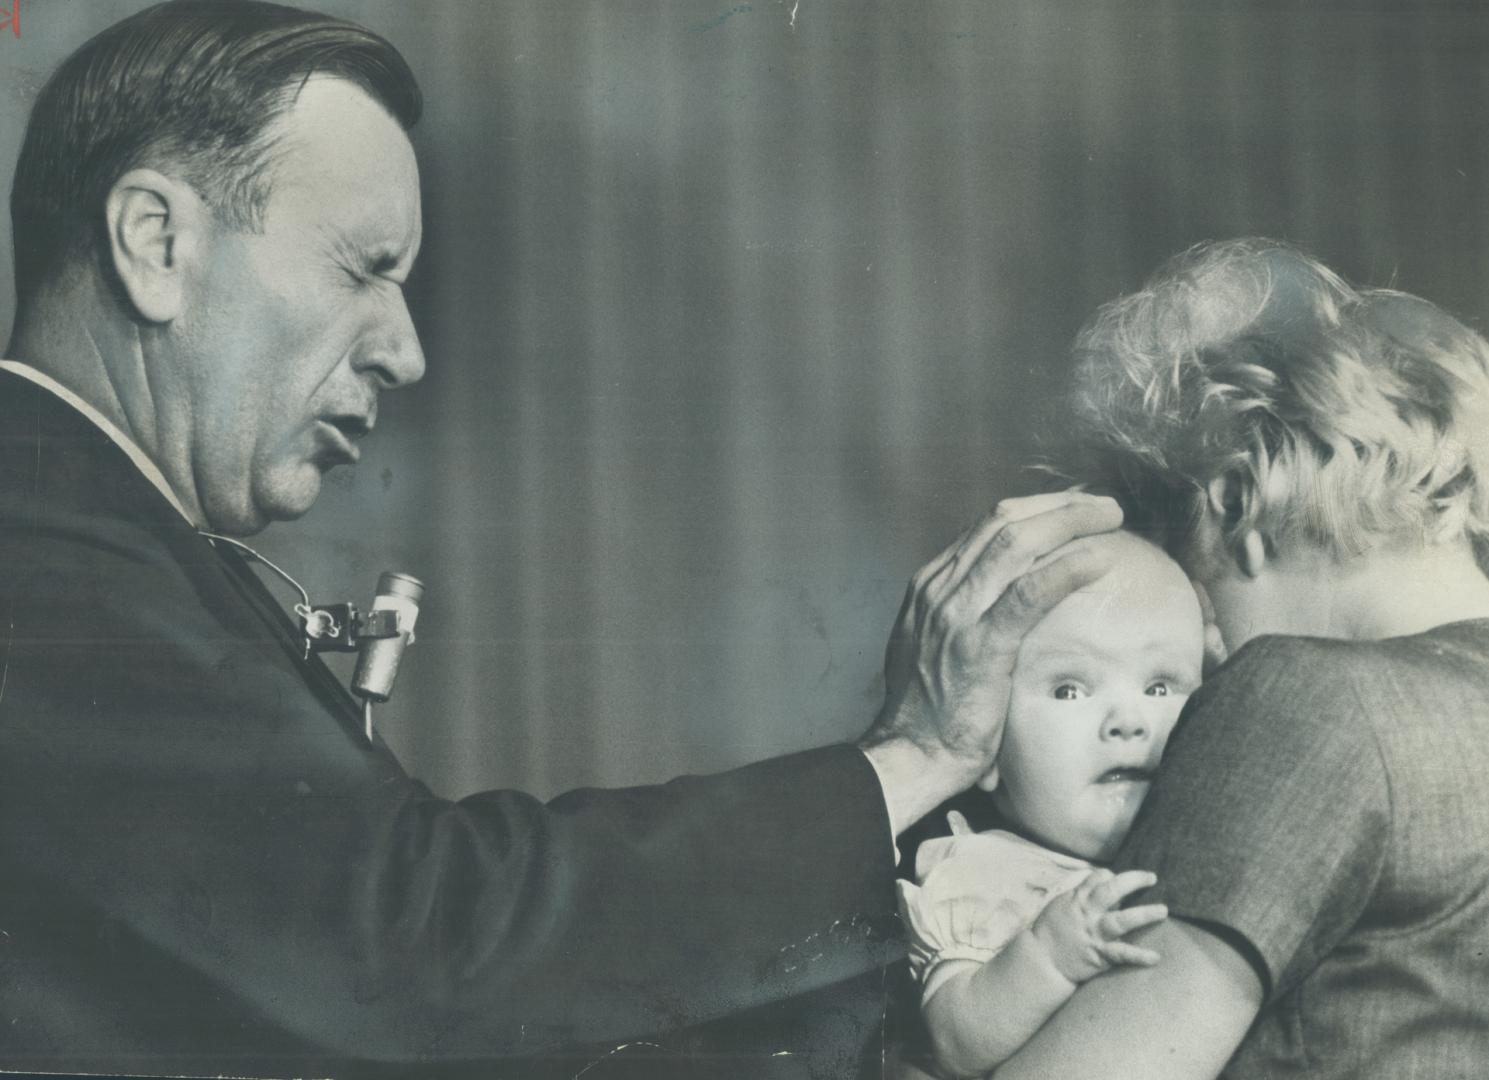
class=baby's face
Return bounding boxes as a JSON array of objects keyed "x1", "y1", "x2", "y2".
[{"x1": 986, "y1": 536, "x2": 1204, "y2": 862}]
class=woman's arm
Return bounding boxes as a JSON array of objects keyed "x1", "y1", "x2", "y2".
[{"x1": 990, "y1": 918, "x2": 1263, "y2": 1080}]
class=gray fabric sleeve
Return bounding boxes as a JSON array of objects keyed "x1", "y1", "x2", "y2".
[{"x1": 1113, "y1": 636, "x2": 1391, "y2": 1001}]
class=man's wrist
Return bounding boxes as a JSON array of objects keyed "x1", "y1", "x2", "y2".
[{"x1": 858, "y1": 734, "x2": 984, "y2": 839}]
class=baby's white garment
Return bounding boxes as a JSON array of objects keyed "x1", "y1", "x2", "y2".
[{"x1": 897, "y1": 825, "x2": 1093, "y2": 1003}]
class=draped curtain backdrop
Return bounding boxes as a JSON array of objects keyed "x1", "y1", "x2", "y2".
[{"x1": 4, "y1": 0, "x2": 1486, "y2": 798}]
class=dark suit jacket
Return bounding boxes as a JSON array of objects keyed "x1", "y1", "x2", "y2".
[{"x1": 0, "y1": 368, "x2": 899, "y2": 1077}]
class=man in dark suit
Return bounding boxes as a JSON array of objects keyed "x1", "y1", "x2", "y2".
[{"x1": 0, "y1": 1, "x2": 1121, "y2": 1075}]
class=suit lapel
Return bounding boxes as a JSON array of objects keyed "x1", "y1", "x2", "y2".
[{"x1": 201, "y1": 536, "x2": 371, "y2": 738}]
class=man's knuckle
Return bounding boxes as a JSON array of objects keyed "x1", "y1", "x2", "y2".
[
  {"x1": 935, "y1": 594, "x2": 969, "y2": 630},
  {"x1": 988, "y1": 521, "x2": 1021, "y2": 556},
  {"x1": 1007, "y1": 575, "x2": 1044, "y2": 612}
]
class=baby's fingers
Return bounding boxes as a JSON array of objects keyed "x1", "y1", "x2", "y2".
[
  {"x1": 1098, "y1": 903, "x2": 1168, "y2": 939},
  {"x1": 1088, "y1": 869, "x2": 1159, "y2": 910},
  {"x1": 1098, "y1": 940, "x2": 1162, "y2": 968}
]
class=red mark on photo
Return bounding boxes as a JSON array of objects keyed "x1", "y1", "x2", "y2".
[{"x1": 0, "y1": 0, "x2": 18, "y2": 40}]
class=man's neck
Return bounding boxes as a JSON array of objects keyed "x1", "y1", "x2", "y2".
[
  {"x1": 0, "y1": 361, "x2": 201, "y2": 528},
  {"x1": 9, "y1": 279, "x2": 204, "y2": 525}
]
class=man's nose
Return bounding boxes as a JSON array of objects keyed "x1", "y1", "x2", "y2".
[
  {"x1": 356, "y1": 292, "x2": 426, "y2": 390},
  {"x1": 1100, "y1": 702, "x2": 1149, "y2": 742}
]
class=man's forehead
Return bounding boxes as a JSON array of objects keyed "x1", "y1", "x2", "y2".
[
  {"x1": 274, "y1": 74, "x2": 412, "y2": 136},
  {"x1": 263, "y1": 77, "x2": 422, "y2": 256},
  {"x1": 262, "y1": 78, "x2": 416, "y2": 176}
]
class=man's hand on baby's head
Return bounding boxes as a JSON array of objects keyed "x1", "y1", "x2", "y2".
[
  {"x1": 1030, "y1": 868, "x2": 1168, "y2": 985},
  {"x1": 862, "y1": 491, "x2": 1124, "y2": 825}
]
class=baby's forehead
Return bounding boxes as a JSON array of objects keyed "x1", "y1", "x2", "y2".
[
  {"x1": 1019, "y1": 560, "x2": 1204, "y2": 661},
  {"x1": 1031, "y1": 588, "x2": 1199, "y2": 643},
  {"x1": 1078, "y1": 531, "x2": 1188, "y2": 591}
]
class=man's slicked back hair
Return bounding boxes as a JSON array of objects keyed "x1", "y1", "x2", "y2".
[{"x1": 10, "y1": 0, "x2": 422, "y2": 304}]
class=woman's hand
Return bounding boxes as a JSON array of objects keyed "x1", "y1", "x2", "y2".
[
  {"x1": 860, "y1": 490, "x2": 1124, "y2": 835},
  {"x1": 1030, "y1": 868, "x2": 1169, "y2": 985}
]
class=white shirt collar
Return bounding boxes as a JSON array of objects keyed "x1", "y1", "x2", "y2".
[{"x1": 0, "y1": 359, "x2": 200, "y2": 527}]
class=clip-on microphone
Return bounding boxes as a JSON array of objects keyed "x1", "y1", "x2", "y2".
[
  {"x1": 199, "y1": 532, "x2": 424, "y2": 744},
  {"x1": 302, "y1": 571, "x2": 425, "y2": 742}
]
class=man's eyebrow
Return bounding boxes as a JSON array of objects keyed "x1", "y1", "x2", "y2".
[
  {"x1": 324, "y1": 227, "x2": 410, "y2": 276},
  {"x1": 368, "y1": 250, "x2": 403, "y2": 275}
]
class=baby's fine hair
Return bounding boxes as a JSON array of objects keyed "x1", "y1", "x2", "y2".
[{"x1": 1068, "y1": 238, "x2": 1489, "y2": 563}]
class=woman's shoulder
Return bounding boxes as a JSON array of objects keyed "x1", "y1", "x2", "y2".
[
  {"x1": 1192, "y1": 634, "x2": 1368, "y2": 719},
  {"x1": 1182, "y1": 620, "x2": 1489, "y2": 751},
  {"x1": 1212, "y1": 621, "x2": 1489, "y2": 694}
]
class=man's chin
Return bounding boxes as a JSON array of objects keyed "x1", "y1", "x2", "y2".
[
  {"x1": 207, "y1": 471, "x2": 322, "y2": 536},
  {"x1": 262, "y1": 471, "x2": 324, "y2": 523}
]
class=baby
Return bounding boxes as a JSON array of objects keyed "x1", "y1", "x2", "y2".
[{"x1": 897, "y1": 530, "x2": 1205, "y2": 1078}]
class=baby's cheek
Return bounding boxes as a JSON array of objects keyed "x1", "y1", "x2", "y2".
[{"x1": 1157, "y1": 699, "x2": 1190, "y2": 735}]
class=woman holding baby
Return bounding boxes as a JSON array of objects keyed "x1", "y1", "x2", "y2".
[{"x1": 899, "y1": 238, "x2": 1489, "y2": 1078}]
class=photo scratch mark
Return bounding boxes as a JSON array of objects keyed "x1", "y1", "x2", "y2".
[
  {"x1": 775, "y1": 914, "x2": 859, "y2": 973},
  {"x1": 691, "y1": 4, "x2": 751, "y2": 32},
  {"x1": 876, "y1": 959, "x2": 889, "y2": 1078},
  {"x1": 789, "y1": 0, "x2": 800, "y2": 30},
  {"x1": 0, "y1": 615, "x2": 12, "y2": 710},
  {"x1": 571, "y1": 1040, "x2": 662, "y2": 1078}
]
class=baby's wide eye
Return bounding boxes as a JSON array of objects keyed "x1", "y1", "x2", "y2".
[
  {"x1": 1145, "y1": 682, "x2": 1171, "y2": 697},
  {"x1": 1053, "y1": 683, "x2": 1085, "y2": 701}
]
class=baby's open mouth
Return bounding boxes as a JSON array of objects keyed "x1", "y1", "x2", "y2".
[{"x1": 1096, "y1": 766, "x2": 1154, "y2": 784}]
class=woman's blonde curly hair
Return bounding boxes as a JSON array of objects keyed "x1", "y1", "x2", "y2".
[{"x1": 1069, "y1": 238, "x2": 1489, "y2": 564}]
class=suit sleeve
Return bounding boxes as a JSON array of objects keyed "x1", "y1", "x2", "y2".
[
  {"x1": 1112, "y1": 636, "x2": 1391, "y2": 1002},
  {"x1": 0, "y1": 506, "x2": 899, "y2": 1071}
]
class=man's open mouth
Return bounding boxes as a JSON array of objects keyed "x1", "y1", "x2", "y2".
[
  {"x1": 1096, "y1": 766, "x2": 1154, "y2": 784},
  {"x1": 314, "y1": 417, "x2": 366, "y2": 464}
]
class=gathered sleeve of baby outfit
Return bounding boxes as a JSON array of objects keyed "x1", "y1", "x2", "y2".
[{"x1": 897, "y1": 824, "x2": 1092, "y2": 1003}]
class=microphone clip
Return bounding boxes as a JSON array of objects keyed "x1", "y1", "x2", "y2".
[{"x1": 298, "y1": 602, "x2": 404, "y2": 653}]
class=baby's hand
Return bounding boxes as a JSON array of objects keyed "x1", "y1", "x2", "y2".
[{"x1": 1028, "y1": 868, "x2": 1167, "y2": 985}]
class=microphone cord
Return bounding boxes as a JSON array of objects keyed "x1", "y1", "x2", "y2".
[
  {"x1": 199, "y1": 531, "x2": 317, "y2": 657},
  {"x1": 200, "y1": 530, "x2": 380, "y2": 744}
]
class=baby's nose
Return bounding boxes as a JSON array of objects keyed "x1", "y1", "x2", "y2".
[{"x1": 1101, "y1": 704, "x2": 1149, "y2": 741}]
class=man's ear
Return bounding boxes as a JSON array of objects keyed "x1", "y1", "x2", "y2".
[
  {"x1": 974, "y1": 765, "x2": 1000, "y2": 793},
  {"x1": 104, "y1": 168, "x2": 207, "y2": 324}
]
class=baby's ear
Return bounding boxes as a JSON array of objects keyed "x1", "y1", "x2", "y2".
[
  {"x1": 974, "y1": 765, "x2": 1000, "y2": 792},
  {"x1": 1190, "y1": 578, "x2": 1229, "y2": 674}
]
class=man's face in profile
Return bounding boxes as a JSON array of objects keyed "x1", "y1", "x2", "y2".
[{"x1": 179, "y1": 77, "x2": 425, "y2": 534}]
